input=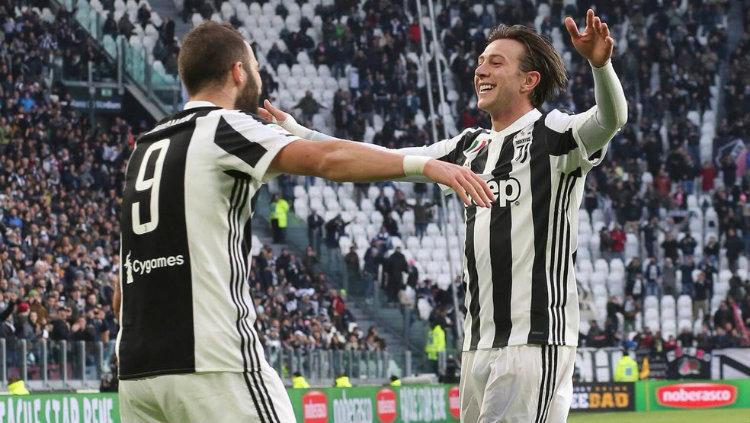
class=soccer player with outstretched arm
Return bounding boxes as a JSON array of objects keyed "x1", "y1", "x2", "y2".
[
  {"x1": 116, "y1": 21, "x2": 494, "y2": 423},
  {"x1": 261, "y1": 9, "x2": 626, "y2": 422}
]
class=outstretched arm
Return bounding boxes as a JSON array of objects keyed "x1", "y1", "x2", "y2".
[
  {"x1": 564, "y1": 9, "x2": 628, "y2": 153},
  {"x1": 269, "y1": 138, "x2": 494, "y2": 207},
  {"x1": 259, "y1": 100, "x2": 467, "y2": 183}
]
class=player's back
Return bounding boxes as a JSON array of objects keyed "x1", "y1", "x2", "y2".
[{"x1": 118, "y1": 102, "x2": 297, "y2": 379}]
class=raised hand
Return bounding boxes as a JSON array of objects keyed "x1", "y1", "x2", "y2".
[
  {"x1": 564, "y1": 9, "x2": 614, "y2": 68},
  {"x1": 258, "y1": 99, "x2": 290, "y2": 124},
  {"x1": 423, "y1": 160, "x2": 495, "y2": 208}
]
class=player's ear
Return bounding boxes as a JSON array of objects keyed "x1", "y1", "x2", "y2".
[
  {"x1": 230, "y1": 61, "x2": 245, "y2": 86},
  {"x1": 521, "y1": 70, "x2": 541, "y2": 95}
]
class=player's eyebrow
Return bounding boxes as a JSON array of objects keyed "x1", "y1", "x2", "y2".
[{"x1": 478, "y1": 53, "x2": 507, "y2": 63}]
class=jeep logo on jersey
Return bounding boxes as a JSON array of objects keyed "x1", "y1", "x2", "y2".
[
  {"x1": 302, "y1": 390, "x2": 328, "y2": 423},
  {"x1": 376, "y1": 388, "x2": 397, "y2": 423},
  {"x1": 486, "y1": 177, "x2": 521, "y2": 207},
  {"x1": 123, "y1": 251, "x2": 185, "y2": 283},
  {"x1": 656, "y1": 383, "x2": 737, "y2": 408}
]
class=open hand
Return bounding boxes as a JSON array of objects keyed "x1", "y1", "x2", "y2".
[
  {"x1": 564, "y1": 9, "x2": 614, "y2": 68},
  {"x1": 423, "y1": 160, "x2": 495, "y2": 208},
  {"x1": 258, "y1": 99, "x2": 290, "y2": 124}
]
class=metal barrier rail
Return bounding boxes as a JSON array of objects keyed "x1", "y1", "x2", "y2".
[{"x1": 0, "y1": 339, "x2": 116, "y2": 390}]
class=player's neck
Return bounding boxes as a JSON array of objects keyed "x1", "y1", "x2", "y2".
[
  {"x1": 489, "y1": 104, "x2": 535, "y2": 132},
  {"x1": 189, "y1": 90, "x2": 235, "y2": 110}
]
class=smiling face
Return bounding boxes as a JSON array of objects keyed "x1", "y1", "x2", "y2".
[{"x1": 474, "y1": 39, "x2": 535, "y2": 115}]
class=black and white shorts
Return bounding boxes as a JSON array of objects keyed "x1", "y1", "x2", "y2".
[{"x1": 460, "y1": 344, "x2": 575, "y2": 423}]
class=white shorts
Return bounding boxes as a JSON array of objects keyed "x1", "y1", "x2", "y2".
[
  {"x1": 119, "y1": 366, "x2": 295, "y2": 423},
  {"x1": 460, "y1": 344, "x2": 575, "y2": 423}
]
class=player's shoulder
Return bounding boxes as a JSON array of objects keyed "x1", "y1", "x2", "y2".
[
  {"x1": 542, "y1": 108, "x2": 576, "y2": 134},
  {"x1": 450, "y1": 126, "x2": 491, "y2": 143},
  {"x1": 216, "y1": 108, "x2": 288, "y2": 131}
]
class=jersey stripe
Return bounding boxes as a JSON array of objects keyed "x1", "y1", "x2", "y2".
[
  {"x1": 528, "y1": 119, "x2": 552, "y2": 344},
  {"x1": 226, "y1": 177, "x2": 266, "y2": 422},
  {"x1": 464, "y1": 205, "x2": 481, "y2": 350},
  {"x1": 548, "y1": 171, "x2": 565, "y2": 344},
  {"x1": 552, "y1": 172, "x2": 577, "y2": 344},
  {"x1": 215, "y1": 115, "x2": 268, "y2": 167},
  {"x1": 464, "y1": 131, "x2": 491, "y2": 349},
  {"x1": 490, "y1": 133, "x2": 517, "y2": 347},
  {"x1": 560, "y1": 169, "x2": 580, "y2": 344}
]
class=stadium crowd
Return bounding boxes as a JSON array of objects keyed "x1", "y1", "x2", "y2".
[
  {"x1": 0, "y1": 4, "x2": 125, "y2": 360},
  {"x1": 0, "y1": 3, "x2": 385, "y2": 382},
  {"x1": 250, "y1": 243, "x2": 387, "y2": 353},
  {"x1": 0, "y1": 0, "x2": 748, "y2": 383},
  {"x1": 172, "y1": 0, "x2": 750, "y2": 355},
  {"x1": 266, "y1": 0, "x2": 750, "y2": 355}
]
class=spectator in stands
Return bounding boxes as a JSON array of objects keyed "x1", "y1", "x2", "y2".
[
  {"x1": 330, "y1": 289, "x2": 347, "y2": 332},
  {"x1": 606, "y1": 296, "x2": 622, "y2": 326},
  {"x1": 325, "y1": 214, "x2": 349, "y2": 250},
  {"x1": 372, "y1": 226, "x2": 392, "y2": 255},
  {"x1": 410, "y1": 198, "x2": 434, "y2": 240},
  {"x1": 374, "y1": 189, "x2": 392, "y2": 218},
  {"x1": 307, "y1": 209, "x2": 325, "y2": 252},
  {"x1": 662, "y1": 258, "x2": 677, "y2": 297},
  {"x1": 703, "y1": 236, "x2": 719, "y2": 264},
  {"x1": 344, "y1": 246, "x2": 359, "y2": 282},
  {"x1": 384, "y1": 246, "x2": 407, "y2": 304},
  {"x1": 725, "y1": 228, "x2": 744, "y2": 272},
  {"x1": 270, "y1": 194, "x2": 289, "y2": 243},
  {"x1": 680, "y1": 256, "x2": 696, "y2": 296},
  {"x1": 622, "y1": 295, "x2": 638, "y2": 334},
  {"x1": 644, "y1": 257, "x2": 661, "y2": 296},
  {"x1": 586, "y1": 320, "x2": 608, "y2": 348},
  {"x1": 693, "y1": 271, "x2": 710, "y2": 319},
  {"x1": 294, "y1": 91, "x2": 324, "y2": 124},
  {"x1": 392, "y1": 189, "x2": 408, "y2": 216},
  {"x1": 362, "y1": 242, "x2": 381, "y2": 300},
  {"x1": 680, "y1": 231, "x2": 697, "y2": 257},
  {"x1": 661, "y1": 233, "x2": 681, "y2": 264},
  {"x1": 635, "y1": 327, "x2": 656, "y2": 352},
  {"x1": 640, "y1": 218, "x2": 659, "y2": 258},
  {"x1": 713, "y1": 301, "x2": 733, "y2": 332}
]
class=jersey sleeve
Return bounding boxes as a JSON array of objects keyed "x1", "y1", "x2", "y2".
[
  {"x1": 214, "y1": 111, "x2": 301, "y2": 182},
  {"x1": 544, "y1": 109, "x2": 609, "y2": 174}
]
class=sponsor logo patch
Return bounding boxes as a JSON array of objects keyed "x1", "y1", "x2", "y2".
[{"x1": 656, "y1": 383, "x2": 737, "y2": 409}]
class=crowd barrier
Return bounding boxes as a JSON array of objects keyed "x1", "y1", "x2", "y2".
[{"x1": 2, "y1": 379, "x2": 749, "y2": 422}]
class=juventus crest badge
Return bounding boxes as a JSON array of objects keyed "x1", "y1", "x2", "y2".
[{"x1": 512, "y1": 125, "x2": 533, "y2": 163}]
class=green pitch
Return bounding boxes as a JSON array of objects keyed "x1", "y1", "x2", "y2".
[{"x1": 568, "y1": 409, "x2": 749, "y2": 423}]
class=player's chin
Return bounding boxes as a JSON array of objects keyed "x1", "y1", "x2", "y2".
[{"x1": 476, "y1": 95, "x2": 496, "y2": 113}]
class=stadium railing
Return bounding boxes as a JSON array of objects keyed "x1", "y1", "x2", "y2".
[
  {"x1": 266, "y1": 346, "x2": 394, "y2": 385},
  {"x1": 0, "y1": 339, "x2": 116, "y2": 391},
  {"x1": 59, "y1": 0, "x2": 183, "y2": 115}
]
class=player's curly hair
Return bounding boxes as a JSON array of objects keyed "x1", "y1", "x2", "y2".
[
  {"x1": 486, "y1": 25, "x2": 567, "y2": 108},
  {"x1": 178, "y1": 21, "x2": 252, "y2": 96}
]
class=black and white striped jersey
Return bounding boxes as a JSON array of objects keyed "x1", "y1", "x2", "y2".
[
  {"x1": 400, "y1": 108, "x2": 609, "y2": 350},
  {"x1": 117, "y1": 101, "x2": 299, "y2": 379}
]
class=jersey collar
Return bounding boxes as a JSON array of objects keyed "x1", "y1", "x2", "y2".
[
  {"x1": 184, "y1": 100, "x2": 220, "y2": 110},
  {"x1": 490, "y1": 108, "x2": 542, "y2": 137}
]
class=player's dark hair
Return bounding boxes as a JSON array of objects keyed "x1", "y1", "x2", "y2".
[
  {"x1": 486, "y1": 25, "x2": 567, "y2": 108},
  {"x1": 178, "y1": 21, "x2": 251, "y2": 96}
]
